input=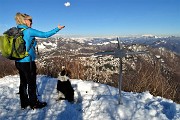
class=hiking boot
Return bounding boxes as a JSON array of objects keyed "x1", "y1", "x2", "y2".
[
  {"x1": 30, "y1": 100, "x2": 47, "y2": 110},
  {"x1": 21, "y1": 104, "x2": 29, "y2": 110}
]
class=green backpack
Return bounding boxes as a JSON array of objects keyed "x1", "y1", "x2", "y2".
[{"x1": 0, "y1": 27, "x2": 32, "y2": 60}]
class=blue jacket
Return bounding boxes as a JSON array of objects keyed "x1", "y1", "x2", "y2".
[{"x1": 16, "y1": 24, "x2": 60, "y2": 62}]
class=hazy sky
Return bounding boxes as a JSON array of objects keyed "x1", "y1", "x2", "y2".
[{"x1": 0, "y1": 0, "x2": 180, "y2": 37}]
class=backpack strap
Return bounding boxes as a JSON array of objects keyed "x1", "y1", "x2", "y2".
[
  {"x1": 27, "y1": 38, "x2": 35, "y2": 52},
  {"x1": 20, "y1": 28, "x2": 35, "y2": 53},
  {"x1": 26, "y1": 38, "x2": 35, "y2": 72}
]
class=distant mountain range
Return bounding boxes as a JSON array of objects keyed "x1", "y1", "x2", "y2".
[
  {"x1": 121, "y1": 36, "x2": 180, "y2": 55},
  {"x1": 80, "y1": 36, "x2": 180, "y2": 55}
]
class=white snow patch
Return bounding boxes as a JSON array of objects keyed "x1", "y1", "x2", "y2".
[{"x1": 0, "y1": 75, "x2": 179, "y2": 120}]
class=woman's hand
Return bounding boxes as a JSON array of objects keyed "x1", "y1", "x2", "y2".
[{"x1": 58, "y1": 24, "x2": 65, "y2": 30}]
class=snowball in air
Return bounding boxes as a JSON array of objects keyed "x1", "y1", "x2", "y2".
[{"x1": 64, "y1": 2, "x2": 70, "y2": 7}]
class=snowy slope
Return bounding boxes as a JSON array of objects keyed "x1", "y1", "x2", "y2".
[{"x1": 0, "y1": 75, "x2": 179, "y2": 120}]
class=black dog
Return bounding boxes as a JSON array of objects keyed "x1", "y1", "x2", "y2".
[{"x1": 57, "y1": 68, "x2": 74, "y2": 102}]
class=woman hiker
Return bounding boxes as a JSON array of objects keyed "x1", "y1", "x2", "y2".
[{"x1": 15, "y1": 12, "x2": 65, "y2": 109}]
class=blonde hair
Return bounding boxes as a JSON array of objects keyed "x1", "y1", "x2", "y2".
[{"x1": 15, "y1": 12, "x2": 32, "y2": 25}]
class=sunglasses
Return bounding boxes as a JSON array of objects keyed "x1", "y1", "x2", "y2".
[
  {"x1": 29, "y1": 19, "x2": 32, "y2": 23},
  {"x1": 24, "y1": 19, "x2": 32, "y2": 23}
]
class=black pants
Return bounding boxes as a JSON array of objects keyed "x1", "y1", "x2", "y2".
[{"x1": 15, "y1": 61, "x2": 38, "y2": 107}]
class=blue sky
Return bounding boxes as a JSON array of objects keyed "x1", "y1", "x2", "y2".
[{"x1": 0, "y1": 0, "x2": 180, "y2": 37}]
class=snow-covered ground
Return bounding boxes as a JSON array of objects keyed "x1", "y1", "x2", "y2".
[{"x1": 0, "y1": 75, "x2": 179, "y2": 120}]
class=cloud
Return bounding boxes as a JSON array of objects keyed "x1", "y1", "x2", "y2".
[{"x1": 64, "y1": 2, "x2": 70, "y2": 7}]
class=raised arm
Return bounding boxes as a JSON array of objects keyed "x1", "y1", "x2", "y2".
[{"x1": 29, "y1": 25, "x2": 65, "y2": 38}]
